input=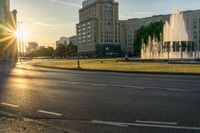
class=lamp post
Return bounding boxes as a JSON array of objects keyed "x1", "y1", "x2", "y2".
[
  {"x1": 77, "y1": 52, "x2": 80, "y2": 69},
  {"x1": 22, "y1": 30, "x2": 25, "y2": 57},
  {"x1": 17, "y1": 21, "x2": 23, "y2": 60},
  {"x1": 198, "y1": 45, "x2": 199, "y2": 60}
]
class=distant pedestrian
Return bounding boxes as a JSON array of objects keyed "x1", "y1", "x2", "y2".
[
  {"x1": 20, "y1": 58, "x2": 23, "y2": 65},
  {"x1": 125, "y1": 55, "x2": 129, "y2": 62}
]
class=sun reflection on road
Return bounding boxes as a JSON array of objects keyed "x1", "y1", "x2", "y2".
[{"x1": 0, "y1": 62, "x2": 32, "y2": 112}]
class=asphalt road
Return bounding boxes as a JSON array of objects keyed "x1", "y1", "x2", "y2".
[{"x1": 0, "y1": 60, "x2": 200, "y2": 133}]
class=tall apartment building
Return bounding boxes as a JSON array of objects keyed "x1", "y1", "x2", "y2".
[{"x1": 77, "y1": 0, "x2": 122, "y2": 57}]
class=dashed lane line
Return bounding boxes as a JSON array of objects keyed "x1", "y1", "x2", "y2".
[
  {"x1": 58, "y1": 81, "x2": 145, "y2": 89},
  {"x1": 1, "y1": 102, "x2": 19, "y2": 108},
  {"x1": 91, "y1": 120, "x2": 200, "y2": 130},
  {"x1": 136, "y1": 120, "x2": 178, "y2": 125},
  {"x1": 91, "y1": 120, "x2": 129, "y2": 127},
  {"x1": 165, "y1": 88, "x2": 191, "y2": 92},
  {"x1": 38, "y1": 110, "x2": 63, "y2": 116},
  {"x1": 57, "y1": 81, "x2": 192, "y2": 92}
]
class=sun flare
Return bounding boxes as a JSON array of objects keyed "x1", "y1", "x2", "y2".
[{"x1": 14, "y1": 31, "x2": 19, "y2": 38}]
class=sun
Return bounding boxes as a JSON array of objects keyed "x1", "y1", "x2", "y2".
[
  {"x1": 14, "y1": 31, "x2": 19, "y2": 38},
  {"x1": 23, "y1": 30, "x2": 30, "y2": 42},
  {"x1": 13, "y1": 29, "x2": 30, "y2": 42}
]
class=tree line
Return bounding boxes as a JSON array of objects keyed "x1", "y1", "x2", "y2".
[{"x1": 29, "y1": 42, "x2": 77, "y2": 58}]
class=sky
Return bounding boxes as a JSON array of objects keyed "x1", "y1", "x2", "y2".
[{"x1": 10, "y1": 0, "x2": 200, "y2": 46}]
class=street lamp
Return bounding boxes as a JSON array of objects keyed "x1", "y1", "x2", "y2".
[
  {"x1": 77, "y1": 53, "x2": 80, "y2": 69},
  {"x1": 21, "y1": 30, "x2": 25, "y2": 57},
  {"x1": 17, "y1": 21, "x2": 23, "y2": 59}
]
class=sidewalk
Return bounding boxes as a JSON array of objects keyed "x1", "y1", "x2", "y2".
[
  {"x1": 0, "y1": 113, "x2": 66, "y2": 133},
  {"x1": 0, "y1": 60, "x2": 16, "y2": 74}
]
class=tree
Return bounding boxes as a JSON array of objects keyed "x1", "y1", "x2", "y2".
[
  {"x1": 134, "y1": 21, "x2": 164, "y2": 57},
  {"x1": 66, "y1": 42, "x2": 77, "y2": 57},
  {"x1": 46, "y1": 47, "x2": 54, "y2": 57},
  {"x1": 29, "y1": 43, "x2": 77, "y2": 58},
  {"x1": 29, "y1": 47, "x2": 55, "y2": 57},
  {"x1": 55, "y1": 44, "x2": 66, "y2": 57}
]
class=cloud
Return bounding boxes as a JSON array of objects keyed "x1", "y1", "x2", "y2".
[
  {"x1": 120, "y1": 11, "x2": 155, "y2": 20},
  {"x1": 49, "y1": 0, "x2": 81, "y2": 8},
  {"x1": 32, "y1": 21, "x2": 58, "y2": 27}
]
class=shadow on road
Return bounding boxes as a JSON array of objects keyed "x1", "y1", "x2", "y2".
[
  {"x1": 14, "y1": 66, "x2": 57, "y2": 73},
  {"x1": 0, "y1": 60, "x2": 16, "y2": 89}
]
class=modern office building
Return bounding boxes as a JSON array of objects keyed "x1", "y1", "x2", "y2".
[
  {"x1": 77, "y1": 0, "x2": 122, "y2": 57},
  {"x1": 56, "y1": 37, "x2": 69, "y2": 48},
  {"x1": 69, "y1": 35, "x2": 78, "y2": 46},
  {"x1": 0, "y1": 0, "x2": 17, "y2": 60},
  {"x1": 56, "y1": 36, "x2": 78, "y2": 49}
]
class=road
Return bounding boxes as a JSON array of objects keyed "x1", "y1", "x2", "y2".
[{"x1": 0, "y1": 60, "x2": 200, "y2": 133}]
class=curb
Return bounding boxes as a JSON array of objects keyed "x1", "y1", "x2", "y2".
[{"x1": 33, "y1": 65, "x2": 200, "y2": 76}]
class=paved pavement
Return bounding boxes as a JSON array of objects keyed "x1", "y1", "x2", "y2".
[
  {"x1": 0, "y1": 60, "x2": 200, "y2": 133},
  {"x1": 0, "y1": 113, "x2": 66, "y2": 133}
]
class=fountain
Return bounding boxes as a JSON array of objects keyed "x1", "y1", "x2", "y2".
[{"x1": 141, "y1": 11, "x2": 200, "y2": 60}]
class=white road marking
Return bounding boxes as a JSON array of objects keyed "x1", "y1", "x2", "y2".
[
  {"x1": 136, "y1": 120, "x2": 178, "y2": 125},
  {"x1": 91, "y1": 120, "x2": 200, "y2": 130},
  {"x1": 91, "y1": 120, "x2": 128, "y2": 127},
  {"x1": 1, "y1": 102, "x2": 19, "y2": 108},
  {"x1": 38, "y1": 110, "x2": 63, "y2": 116},
  {"x1": 166, "y1": 88, "x2": 191, "y2": 92},
  {"x1": 113, "y1": 85, "x2": 145, "y2": 89},
  {"x1": 46, "y1": 80, "x2": 193, "y2": 92},
  {"x1": 58, "y1": 81, "x2": 145, "y2": 90}
]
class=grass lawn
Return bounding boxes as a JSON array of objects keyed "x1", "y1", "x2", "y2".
[{"x1": 35, "y1": 59, "x2": 200, "y2": 74}]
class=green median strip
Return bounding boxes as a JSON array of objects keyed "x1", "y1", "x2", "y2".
[{"x1": 34, "y1": 59, "x2": 200, "y2": 74}]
